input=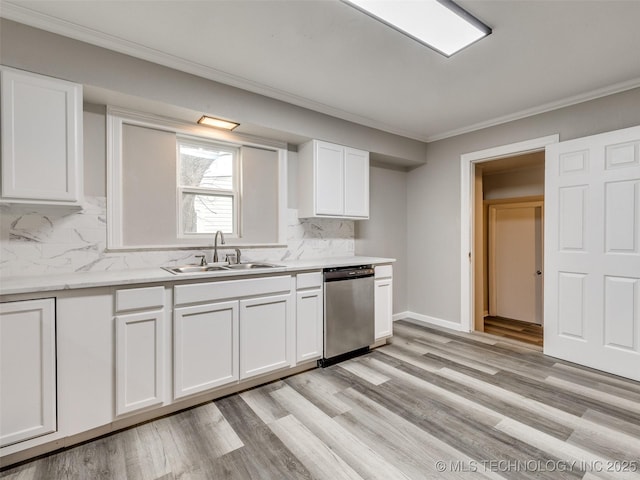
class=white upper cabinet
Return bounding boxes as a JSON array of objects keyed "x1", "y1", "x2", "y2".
[
  {"x1": 298, "y1": 139, "x2": 369, "y2": 219},
  {"x1": 0, "y1": 67, "x2": 83, "y2": 205},
  {"x1": 314, "y1": 142, "x2": 344, "y2": 215},
  {"x1": 343, "y1": 147, "x2": 369, "y2": 217}
]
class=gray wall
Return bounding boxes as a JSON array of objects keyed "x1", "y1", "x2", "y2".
[
  {"x1": 407, "y1": 87, "x2": 640, "y2": 325},
  {"x1": 83, "y1": 104, "x2": 107, "y2": 196},
  {"x1": 355, "y1": 166, "x2": 408, "y2": 313}
]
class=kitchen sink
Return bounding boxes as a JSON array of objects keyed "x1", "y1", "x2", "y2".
[
  {"x1": 163, "y1": 265, "x2": 230, "y2": 274},
  {"x1": 163, "y1": 262, "x2": 282, "y2": 274},
  {"x1": 223, "y1": 263, "x2": 281, "y2": 270}
]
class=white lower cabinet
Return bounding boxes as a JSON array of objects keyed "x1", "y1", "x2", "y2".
[
  {"x1": 240, "y1": 293, "x2": 293, "y2": 379},
  {"x1": 295, "y1": 272, "x2": 323, "y2": 363},
  {"x1": 115, "y1": 310, "x2": 164, "y2": 415},
  {"x1": 173, "y1": 301, "x2": 239, "y2": 399},
  {"x1": 0, "y1": 298, "x2": 56, "y2": 447},
  {"x1": 375, "y1": 265, "x2": 393, "y2": 341},
  {"x1": 114, "y1": 286, "x2": 166, "y2": 416},
  {"x1": 172, "y1": 275, "x2": 294, "y2": 392},
  {"x1": 2, "y1": 267, "x2": 382, "y2": 462}
]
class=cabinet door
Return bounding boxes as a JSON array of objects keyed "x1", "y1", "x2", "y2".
[
  {"x1": 344, "y1": 147, "x2": 369, "y2": 218},
  {"x1": 115, "y1": 310, "x2": 164, "y2": 416},
  {"x1": 0, "y1": 68, "x2": 82, "y2": 204},
  {"x1": 296, "y1": 288, "x2": 323, "y2": 363},
  {"x1": 174, "y1": 301, "x2": 239, "y2": 399},
  {"x1": 240, "y1": 293, "x2": 293, "y2": 379},
  {"x1": 0, "y1": 299, "x2": 56, "y2": 447},
  {"x1": 314, "y1": 141, "x2": 344, "y2": 215},
  {"x1": 375, "y1": 279, "x2": 393, "y2": 340}
]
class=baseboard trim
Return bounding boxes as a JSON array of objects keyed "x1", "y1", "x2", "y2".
[
  {"x1": 392, "y1": 311, "x2": 411, "y2": 322},
  {"x1": 396, "y1": 312, "x2": 469, "y2": 333}
]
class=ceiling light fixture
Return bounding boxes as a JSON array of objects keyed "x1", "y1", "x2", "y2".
[
  {"x1": 197, "y1": 115, "x2": 240, "y2": 131},
  {"x1": 344, "y1": 0, "x2": 491, "y2": 57}
]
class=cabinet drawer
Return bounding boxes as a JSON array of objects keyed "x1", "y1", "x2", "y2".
[
  {"x1": 115, "y1": 286, "x2": 165, "y2": 312},
  {"x1": 296, "y1": 272, "x2": 323, "y2": 290},
  {"x1": 375, "y1": 265, "x2": 393, "y2": 279},
  {"x1": 174, "y1": 275, "x2": 292, "y2": 306}
]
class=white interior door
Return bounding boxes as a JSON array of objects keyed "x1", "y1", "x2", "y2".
[
  {"x1": 490, "y1": 203, "x2": 543, "y2": 324},
  {"x1": 545, "y1": 125, "x2": 640, "y2": 381}
]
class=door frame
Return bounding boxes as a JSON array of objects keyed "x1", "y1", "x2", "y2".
[
  {"x1": 460, "y1": 134, "x2": 558, "y2": 332},
  {"x1": 487, "y1": 200, "x2": 544, "y2": 321}
]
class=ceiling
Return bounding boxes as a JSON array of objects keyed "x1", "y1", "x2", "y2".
[{"x1": 3, "y1": 0, "x2": 640, "y2": 143}]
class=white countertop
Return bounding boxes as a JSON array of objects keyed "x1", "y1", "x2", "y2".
[{"x1": 0, "y1": 256, "x2": 395, "y2": 296}]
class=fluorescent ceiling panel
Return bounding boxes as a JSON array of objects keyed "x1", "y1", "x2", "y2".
[{"x1": 345, "y1": 0, "x2": 491, "y2": 57}]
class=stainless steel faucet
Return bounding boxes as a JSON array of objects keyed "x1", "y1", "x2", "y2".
[{"x1": 213, "y1": 230, "x2": 225, "y2": 262}]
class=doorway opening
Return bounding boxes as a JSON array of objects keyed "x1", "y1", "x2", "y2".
[
  {"x1": 477, "y1": 154, "x2": 545, "y2": 346},
  {"x1": 459, "y1": 134, "x2": 558, "y2": 344}
]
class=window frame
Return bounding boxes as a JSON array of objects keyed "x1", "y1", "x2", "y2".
[
  {"x1": 176, "y1": 135, "x2": 241, "y2": 239},
  {"x1": 106, "y1": 107, "x2": 288, "y2": 251}
]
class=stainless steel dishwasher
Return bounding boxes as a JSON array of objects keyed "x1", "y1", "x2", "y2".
[{"x1": 320, "y1": 265, "x2": 375, "y2": 366}]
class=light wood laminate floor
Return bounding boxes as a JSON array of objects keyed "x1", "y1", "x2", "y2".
[
  {"x1": 2, "y1": 320, "x2": 639, "y2": 479},
  {"x1": 484, "y1": 316, "x2": 544, "y2": 346}
]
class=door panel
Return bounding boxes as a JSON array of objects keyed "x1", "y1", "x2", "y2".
[
  {"x1": 545, "y1": 125, "x2": 640, "y2": 381},
  {"x1": 174, "y1": 301, "x2": 239, "y2": 399},
  {"x1": 296, "y1": 289, "x2": 323, "y2": 363},
  {"x1": 343, "y1": 147, "x2": 369, "y2": 217},
  {"x1": 604, "y1": 276, "x2": 638, "y2": 351},
  {"x1": 116, "y1": 310, "x2": 164, "y2": 415},
  {"x1": 314, "y1": 141, "x2": 344, "y2": 215},
  {"x1": 489, "y1": 204, "x2": 543, "y2": 324},
  {"x1": 240, "y1": 293, "x2": 292, "y2": 379},
  {"x1": 0, "y1": 298, "x2": 56, "y2": 447}
]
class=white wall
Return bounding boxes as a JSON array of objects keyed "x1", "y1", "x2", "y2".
[
  {"x1": 355, "y1": 166, "x2": 408, "y2": 313},
  {"x1": 407, "y1": 87, "x2": 640, "y2": 326}
]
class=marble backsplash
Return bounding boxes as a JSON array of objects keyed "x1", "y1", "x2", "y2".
[{"x1": 0, "y1": 197, "x2": 355, "y2": 277}]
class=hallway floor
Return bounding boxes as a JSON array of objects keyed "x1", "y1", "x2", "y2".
[{"x1": 484, "y1": 315, "x2": 544, "y2": 346}]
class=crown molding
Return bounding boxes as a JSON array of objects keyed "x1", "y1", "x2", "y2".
[{"x1": 425, "y1": 77, "x2": 640, "y2": 142}]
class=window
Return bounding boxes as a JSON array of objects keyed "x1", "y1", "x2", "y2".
[
  {"x1": 107, "y1": 108, "x2": 286, "y2": 249},
  {"x1": 177, "y1": 138, "x2": 239, "y2": 237}
]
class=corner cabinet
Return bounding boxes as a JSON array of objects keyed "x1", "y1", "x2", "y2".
[
  {"x1": 0, "y1": 298, "x2": 57, "y2": 447},
  {"x1": 374, "y1": 265, "x2": 393, "y2": 341},
  {"x1": 0, "y1": 67, "x2": 83, "y2": 205},
  {"x1": 298, "y1": 139, "x2": 369, "y2": 219}
]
